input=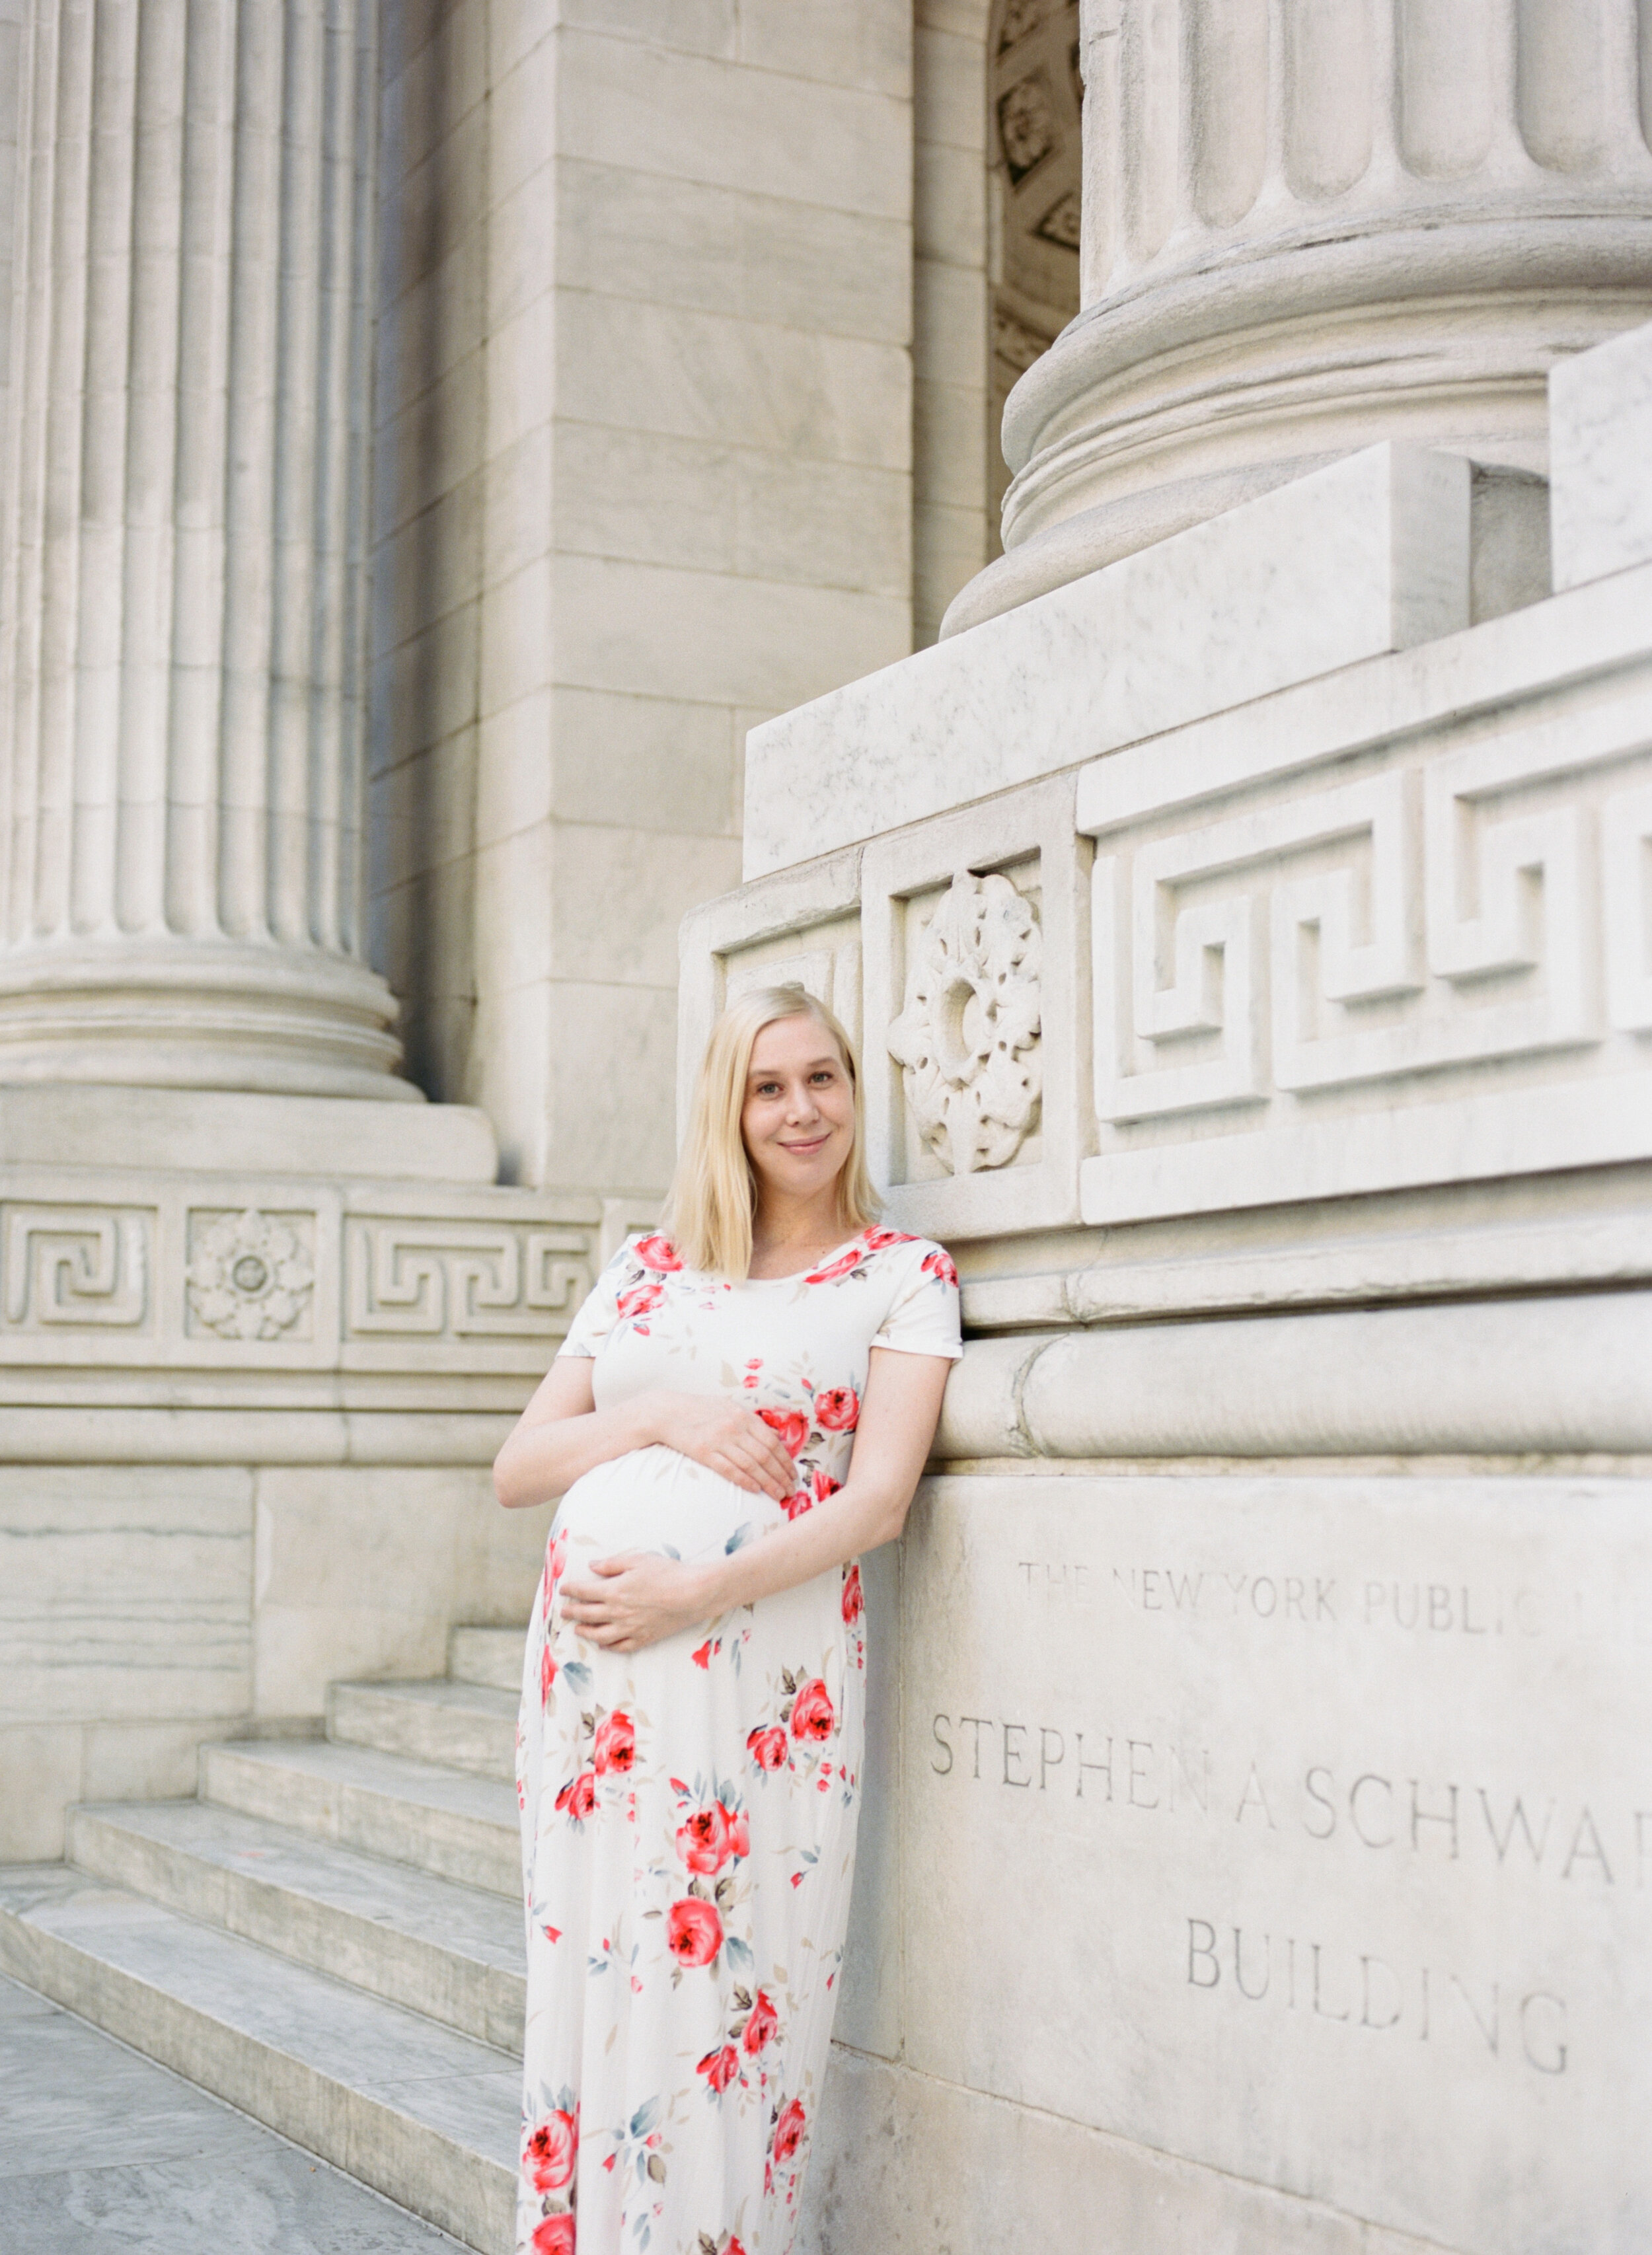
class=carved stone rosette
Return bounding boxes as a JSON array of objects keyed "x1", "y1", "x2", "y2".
[
  {"x1": 887, "y1": 870, "x2": 1044, "y2": 1175},
  {"x1": 186, "y1": 1208, "x2": 315, "y2": 1342}
]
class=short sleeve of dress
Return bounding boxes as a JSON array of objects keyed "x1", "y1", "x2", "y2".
[
  {"x1": 872, "y1": 1238, "x2": 963, "y2": 1360},
  {"x1": 557, "y1": 1242, "x2": 634, "y2": 1360}
]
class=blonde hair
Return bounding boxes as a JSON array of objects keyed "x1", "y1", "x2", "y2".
[{"x1": 663, "y1": 984, "x2": 879, "y2": 1278}]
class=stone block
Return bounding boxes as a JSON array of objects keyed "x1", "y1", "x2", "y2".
[
  {"x1": 554, "y1": 293, "x2": 911, "y2": 470},
  {"x1": 914, "y1": 21, "x2": 987, "y2": 151},
  {"x1": 743, "y1": 445, "x2": 1472, "y2": 878},
  {"x1": 800, "y1": 2047, "x2": 1438, "y2": 2255},
  {"x1": 545, "y1": 688, "x2": 735, "y2": 838},
  {"x1": 251, "y1": 1467, "x2": 523, "y2": 1719},
  {"x1": 915, "y1": 137, "x2": 988, "y2": 266},
  {"x1": 558, "y1": 28, "x2": 912, "y2": 221},
  {"x1": 550, "y1": 826, "x2": 743, "y2": 988},
  {"x1": 0, "y1": 1729, "x2": 81, "y2": 1862},
  {"x1": 736, "y1": 0, "x2": 911, "y2": 99},
  {"x1": 1076, "y1": 557, "x2": 1652, "y2": 1226},
  {"x1": 0, "y1": 1086, "x2": 496, "y2": 1181},
  {"x1": 897, "y1": 1471, "x2": 1652, "y2": 2254},
  {"x1": 1550, "y1": 317, "x2": 1652, "y2": 591},
  {"x1": 555, "y1": 159, "x2": 909, "y2": 347},
  {"x1": 543, "y1": 980, "x2": 681, "y2": 1191},
  {"x1": 0, "y1": 1469, "x2": 252, "y2": 1724},
  {"x1": 553, "y1": 553, "x2": 911, "y2": 711}
]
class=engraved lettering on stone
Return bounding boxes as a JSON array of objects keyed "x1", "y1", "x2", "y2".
[
  {"x1": 347, "y1": 1222, "x2": 591, "y2": 1337},
  {"x1": 2, "y1": 1205, "x2": 150, "y2": 1329},
  {"x1": 186, "y1": 1210, "x2": 316, "y2": 1341},
  {"x1": 887, "y1": 869, "x2": 1043, "y2": 1173},
  {"x1": 1184, "y1": 1919, "x2": 1567, "y2": 2074}
]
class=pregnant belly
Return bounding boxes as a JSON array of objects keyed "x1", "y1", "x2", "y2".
[{"x1": 552, "y1": 1443, "x2": 782, "y2": 1569}]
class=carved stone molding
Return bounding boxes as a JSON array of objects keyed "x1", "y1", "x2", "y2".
[
  {"x1": 344, "y1": 1222, "x2": 591, "y2": 1340},
  {"x1": 2, "y1": 1206, "x2": 151, "y2": 1331},
  {"x1": 887, "y1": 870, "x2": 1044, "y2": 1175},
  {"x1": 186, "y1": 1211, "x2": 317, "y2": 1342}
]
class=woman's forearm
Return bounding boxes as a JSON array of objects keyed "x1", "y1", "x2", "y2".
[
  {"x1": 693, "y1": 1479, "x2": 908, "y2": 1615},
  {"x1": 493, "y1": 1393, "x2": 663, "y2": 1510}
]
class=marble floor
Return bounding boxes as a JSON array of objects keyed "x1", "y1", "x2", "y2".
[{"x1": 0, "y1": 1972, "x2": 468, "y2": 2253}]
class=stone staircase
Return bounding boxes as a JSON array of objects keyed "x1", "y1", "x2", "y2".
[{"x1": 0, "y1": 1627, "x2": 529, "y2": 2253}]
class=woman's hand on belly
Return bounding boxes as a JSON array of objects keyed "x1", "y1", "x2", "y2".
[
  {"x1": 559, "y1": 1552, "x2": 718, "y2": 1654},
  {"x1": 654, "y1": 1391, "x2": 798, "y2": 1502}
]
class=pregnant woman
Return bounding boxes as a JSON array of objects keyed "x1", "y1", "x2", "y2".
[{"x1": 494, "y1": 984, "x2": 961, "y2": 2255}]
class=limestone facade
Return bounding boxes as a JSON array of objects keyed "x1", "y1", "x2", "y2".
[{"x1": 3, "y1": 3, "x2": 1652, "y2": 2252}]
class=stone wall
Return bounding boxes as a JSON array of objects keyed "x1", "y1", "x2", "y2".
[
  {"x1": 694, "y1": 323, "x2": 1652, "y2": 2251},
  {"x1": 369, "y1": 0, "x2": 924, "y2": 1189}
]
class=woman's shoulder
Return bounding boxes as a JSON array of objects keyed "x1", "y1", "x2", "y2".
[{"x1": 858, "y1": 1226, "x2": 958, "y2": 1287}]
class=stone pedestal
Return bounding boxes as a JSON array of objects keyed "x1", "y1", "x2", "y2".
[
  {"x1": 702, "y1": 321, "x2": 1652, "y2": 2254},
  {"x1": 0, "y1": 0, "x2": 404, "y2": 1097},
  {"x1": 946, "y1": 0, "x2": 1652, "y2": 633}
]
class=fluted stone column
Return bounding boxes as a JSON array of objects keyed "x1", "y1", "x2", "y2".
[
  {"x1": 0, "y1": 0, "x2": 411, "y2": 1097},
  {"x1": 946, "y1": 0, "x2": 1652, "y2": 633}
]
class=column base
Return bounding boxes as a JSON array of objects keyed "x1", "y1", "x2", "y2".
[{"x1": 0, "y1": 938, "x2": 411, "y2": 1101}]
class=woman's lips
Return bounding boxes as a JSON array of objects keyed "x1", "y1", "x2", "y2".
[{"x1": 779, "y1": 1134, "x2": 829, "y2": 1155}]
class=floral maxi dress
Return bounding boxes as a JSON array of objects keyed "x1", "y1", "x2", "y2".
[{"x1": 515, "y1": 1227, "x2": 961, "y2": 2255}]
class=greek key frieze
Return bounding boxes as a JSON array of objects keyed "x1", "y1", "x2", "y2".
[
  {"x1": 345, "y1": 1221, "x2": 593, "y2": 1339},
  {"x1": 1, "y1": 1204, "x2": 152, "y2": 1331},
  {"x1": 1096, "y1": 740, "x2": 1652, "y2": 1129}
]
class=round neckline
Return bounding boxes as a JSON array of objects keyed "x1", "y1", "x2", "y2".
[{"x1": 741, "y1": 1228, "x2": 868, "y2": 1286}]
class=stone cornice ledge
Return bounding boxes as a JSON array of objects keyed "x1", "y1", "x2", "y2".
[{"x1": 937, "y1": 1291, "x2": 1652, "y2": 1459}]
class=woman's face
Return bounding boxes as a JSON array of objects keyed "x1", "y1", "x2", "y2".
[{"x1": 741, "y1": 1014, "x2": 856, "y2": 1210}]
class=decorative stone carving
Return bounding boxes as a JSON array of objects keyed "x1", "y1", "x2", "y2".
[
  {"x1": 186, "y1": 1212, "x2": 316, "y2": 1343},
  {"x1": 2, "y1": 1206, "x2": 150, "y2": 1330},
  {"x1": 345, "y1": 1223, "x2": 590, "y2": 1339},
  {"x1": 887, "y1": 871, "x2": 1043, "y2": 1174}
]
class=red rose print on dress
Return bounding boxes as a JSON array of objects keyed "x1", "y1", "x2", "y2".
[
  {"x1": 841, "y1": 1563, "x2": 863, "y2": 1623},
  {"x1": 922, "y1": 1246, "x2": 959, "y2": 1288},
  {"x1": 554, "y1": 1770, "x2": 597, "y2": 1821},
  {"x1": 677, "y1": 1804, "x2": 733, "y2": 1875},
  {"x1": 803, "y1": 1247, "x2": 863, "y2": 1284},
  {"x1": 814, "y1": 1387, "x2": 858, "y2": 1431},
  {"x1": 540, "y1": 1641, "x2": 558, "y2": 1704},
  {"x1": 781, "y1": 1489, "x2": 813, "y2": 1522},
  {"x1": 789, "y1": 1679, "x2": 835, "y2": 1742},
  {"x1": 524, "y1": 2110, "x2": 577, "y2": 2192},
  {"x1": 667, "y1": 1896, "x2": 724, "y2": 1967},
  {"x1": 864, "y1": 1226, "x2": 919, "y2": 1251},
  {"x1": 741, "y1": 1989, "x2": 779, "y2": 2057},
  {"x1": 697, "y1": 2043, "x2": 739, "y2": 2093},
  {"x1": 592, "y1": 1712, "x2": 634, "y2": 1774},
  {"x1": 633, "y1": 1234, "x2": 683, "y2": 1271},
  {"x1": 747, "y1": 1723, "x2": 788, "y2": 1771},
  {"x1": 617, "y1": 1280, "x2": 665, "y2": 1321},
  {"x1": 532, "y1": 2218, "x2": 576, "y2": 2255},
  {"x1": 772, "y1": 2098, "x2": 807, "y2": 2163},
  {"x1": 756, "y1": 1407, "x2": 809, "y2": 1458}
]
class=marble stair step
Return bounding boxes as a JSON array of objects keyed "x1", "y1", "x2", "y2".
[
  {"x1": 329, "y1": 1678, "x2": 518, "y2": 1783},
  {"x1": 202, "y1": 1738, "x2": 519, "y2": 1899},
  {"x1": 447, "y1": 1626, "x2": 525, "y2": 1693},
  {"x1": 0, "y1": 1867, "x2": 517, "y2": 2255},
  {"x1": 68, "y1": 1798, "x2": 527, "y2": 2053}
]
